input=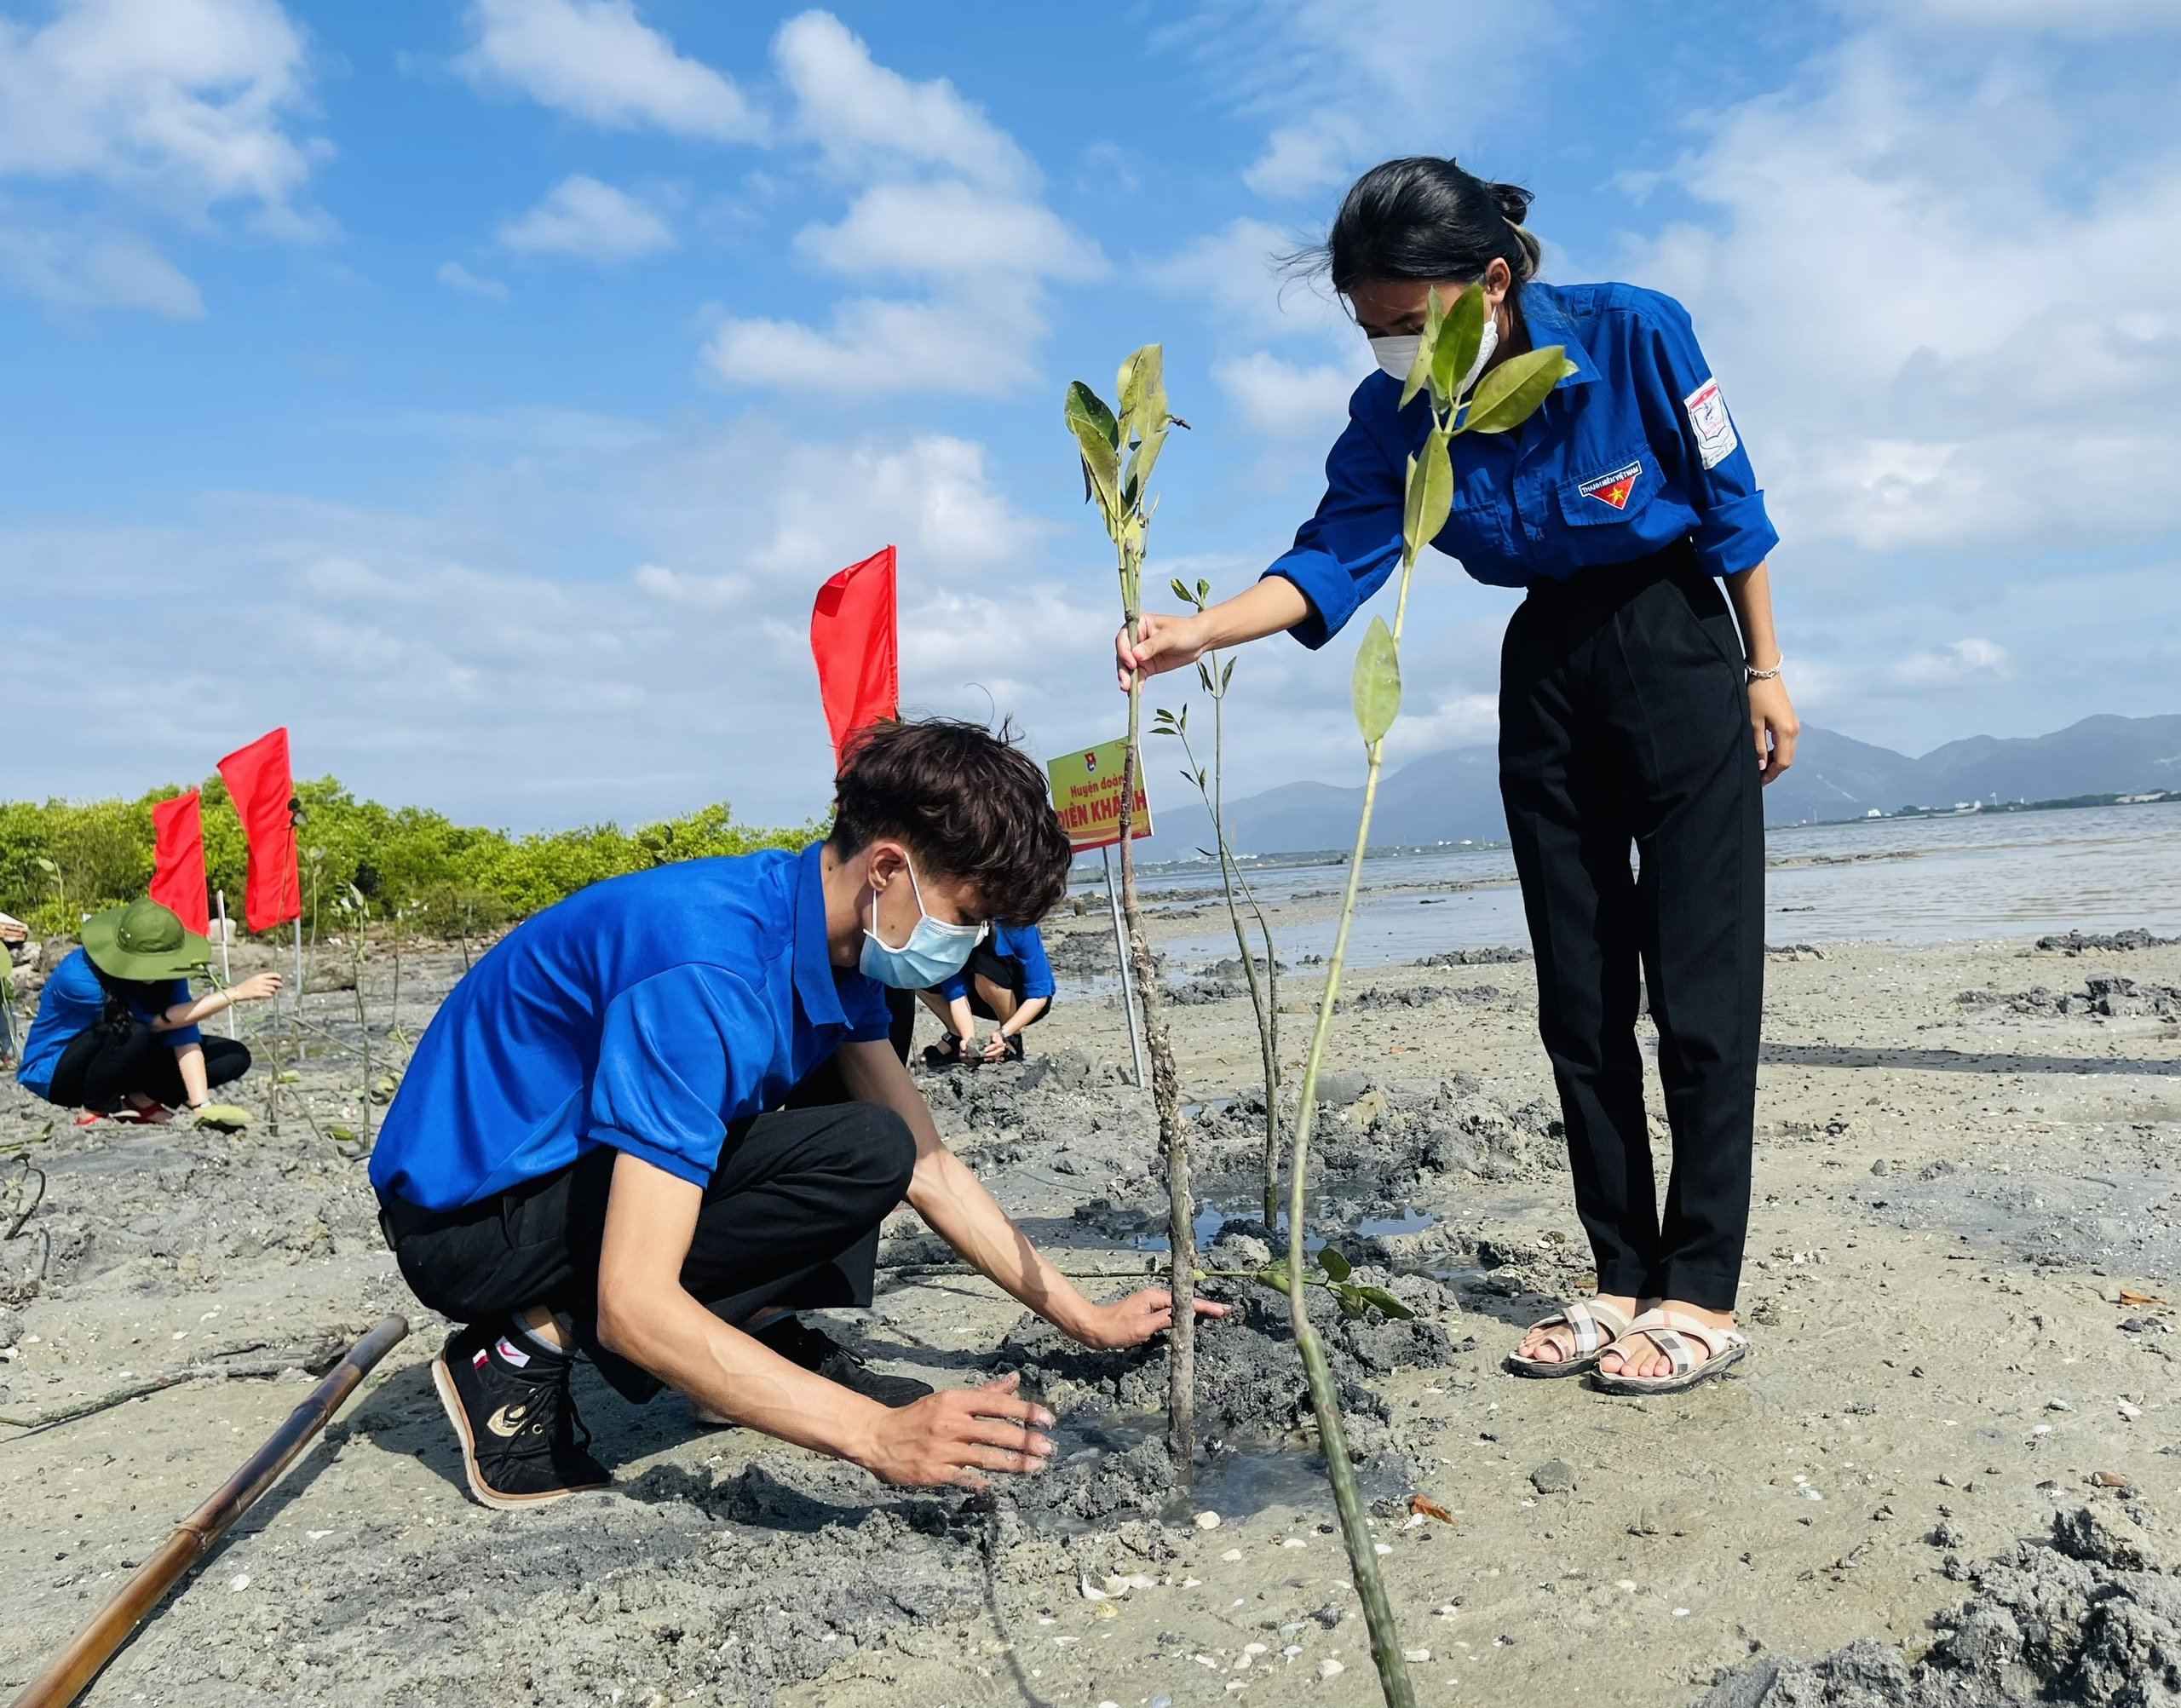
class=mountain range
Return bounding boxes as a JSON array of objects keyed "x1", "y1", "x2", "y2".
[{"x1": 1136, "y1": 713, "x2": 2179, "y2": 859}]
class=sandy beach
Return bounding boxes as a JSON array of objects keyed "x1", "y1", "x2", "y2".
[{"x1": 2, "y1": 901, "x2": 2177, "y2": 1706}]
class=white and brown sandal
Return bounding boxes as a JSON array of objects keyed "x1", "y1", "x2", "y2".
[
  {"x1": 1506, "y1": 1298, "x2": 1635, "y2": 1379},
  {"x1": 1589, "y1": 1308, "x2": 1749, "y2": 1395}
]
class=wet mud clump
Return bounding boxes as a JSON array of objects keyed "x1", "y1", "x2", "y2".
[
  {"x1": 1698, "y1": 1499, "x2": 2181, "y2": 1707},
  {"x1": 989, "y1": 1240, "x2": 1459, "y2": 1526}
]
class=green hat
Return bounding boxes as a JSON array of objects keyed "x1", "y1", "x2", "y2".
[{"x1": 80, "y1": 898, "x2": 212, "y2": 983}]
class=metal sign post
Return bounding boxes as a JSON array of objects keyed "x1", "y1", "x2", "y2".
[
  {"x1": 214, "y1": 890, "x2": 235, "y2": 1038},
  {"x1": 1048, "y1": 738, "x2": 1155, "y2": 1092},
  {"x1": 1100, "y1": 844, "x2": 1148, "y2": 1089}
]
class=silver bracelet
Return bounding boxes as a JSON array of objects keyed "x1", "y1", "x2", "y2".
[{"x1": 1745, "y1": 657, "x2": 1784, "y2": 681}]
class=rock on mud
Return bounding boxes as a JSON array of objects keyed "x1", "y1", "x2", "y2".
[{"x1": 1695, "y1": 1500, "x2": 2181, "y2": 1707}]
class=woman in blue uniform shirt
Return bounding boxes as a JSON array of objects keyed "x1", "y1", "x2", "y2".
[
  {"x1": 918, "y1": 922, "x2": 1055, "y2": 1065},
  {"x1": 1119, "y1": 158, "x2": 1798, "y2": 1394}
]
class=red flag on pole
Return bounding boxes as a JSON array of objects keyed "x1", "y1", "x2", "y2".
[
  {"x1": 148, "y1": 789, "x2": 210, "y2": 935},
  {"x1": 216, "y1": 729, "x2": 301, "y2": 933},
  {"x1": 809, "y1": 545, "x2": 899, "y2": 763}
]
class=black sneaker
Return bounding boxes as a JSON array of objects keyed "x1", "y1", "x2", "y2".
[
  {"x1": 432, "y1": 1322, "x2": 612, "y2": 1510},
  {"x1": 757, "y1": 1315, "x2": 933, "y2": 1408}
]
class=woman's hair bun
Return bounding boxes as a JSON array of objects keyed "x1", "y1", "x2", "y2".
[{"x1": 1487, "y1": 179, "x2": 1534, "y2": 226}]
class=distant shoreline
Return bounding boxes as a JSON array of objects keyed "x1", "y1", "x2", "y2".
[{"x1": 1078, "y1": 785, "x2": 2181, "y2": 883}]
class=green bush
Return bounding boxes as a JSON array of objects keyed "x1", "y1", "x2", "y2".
[{"x1": 0, "y1": 776, "x2": 820, "y2": 940}]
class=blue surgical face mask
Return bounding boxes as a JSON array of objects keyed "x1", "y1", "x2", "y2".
[{"x1": 860, "y1": 856, "x2": 984, "y2": 989}]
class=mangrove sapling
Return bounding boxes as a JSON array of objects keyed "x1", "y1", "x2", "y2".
[
  {"x1": 1283, "y1": 285, "x2": 1573, "y2": 1708},
  {"x1": 1063, "y1": 345, "x2": 1204, "y2": 1472},
  {"x1": 1149, "y1": 604, "x2": 1283, "y2": 1226},
  {"x1": 335, "y1": 885, "x2": 377, "y2": 1150}
]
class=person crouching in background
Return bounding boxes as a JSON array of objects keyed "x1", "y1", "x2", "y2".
[
  {"x1": 918, "y1": 922, "x2": 1055, "y2": 1065},
  {"x1": 14, "y1": 897, "x2": 280, "y2": 1124}
]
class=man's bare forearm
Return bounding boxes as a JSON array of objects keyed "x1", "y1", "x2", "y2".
[
  {"x1": 596, "y1": 1284, "x2": 889, "y2": 1462},
  {"x1": 837, "y1": 1041, "x2": 1100, "y2": 1338}
]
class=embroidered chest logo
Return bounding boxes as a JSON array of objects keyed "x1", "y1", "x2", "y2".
[{"x1": 1577, "y1": 461, "x2": 1641, "y2": 511}]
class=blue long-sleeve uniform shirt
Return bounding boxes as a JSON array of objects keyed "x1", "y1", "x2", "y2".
[
  {"x1": 1268, "y1": 279, "x2": 1778, "y2": 647},
  {"x1": 369, "y1": 843, "x2": 892, "y2": 1213},
  {"x1": 936, "y1": 922, "x2": 1055, "y2": 1003},
  {"x1": 14, "y1": 949, "x2": 199, "y2": 1101}
]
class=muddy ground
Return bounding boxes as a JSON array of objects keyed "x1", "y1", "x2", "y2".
[{"x1": 0, "y1": 909, "x2": 2176, "y2": 1706}]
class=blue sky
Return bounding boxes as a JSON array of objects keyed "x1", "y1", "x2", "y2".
[{"x1": 3, "y1": 0, "x2": 2176, "y2": 829}]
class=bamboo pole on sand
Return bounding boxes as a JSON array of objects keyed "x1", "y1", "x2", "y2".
[{"x1": 9, "y1": 1314, "x2": 409, "y2": 1708}]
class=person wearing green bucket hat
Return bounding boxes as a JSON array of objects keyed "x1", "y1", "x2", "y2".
[{"x1": 14, "y1": 897, "x2": 282, "y2": 1124}]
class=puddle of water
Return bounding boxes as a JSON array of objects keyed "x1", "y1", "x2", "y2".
[
  {"x1": 1118, "y1": 1199, "x2": 1440, "y2": 1255},
  {"x1": 1039, "y1": 1409, "x2": 1395, "y2": 1531}
]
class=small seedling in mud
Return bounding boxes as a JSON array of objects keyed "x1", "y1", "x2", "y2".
[
  {"x1": 334, "y1": 883, "x2": 379, "y2": 1150},
  {"x1": 1151, "y1": 579, "x2": 1282, "y2": 1226},
  {"x1": 1063, "y1": 345, "x2": 1204, "y2": 1474},
  {"x1": 1199, "y1": 1243, "x2": 1416, "y2": 1323},
  {"x1": 1280, "y1": 284, "x2": 1572, "y2": 1708}
]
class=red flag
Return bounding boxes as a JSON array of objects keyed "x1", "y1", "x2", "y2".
[
  {"x1": 148, "y1": 789, "x2": 210, "y2": 935},
  {"x1": 809, "y1": 545, "x2": 899, "y2": 763},
  {"x1": 216, "y1": 728, "x2": 301, "y2": 933}
]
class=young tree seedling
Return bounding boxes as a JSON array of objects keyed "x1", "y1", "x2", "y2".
[
  {"x1": 1284, "y1": 285, "x2": 1573, "y2": 1708},
  {"x1": 1149, "y1": 595, "x2": 1283, "y2": 1226},
  {"x1": 1063, "y1": 346, "x2": 1205, "y2": 1473}
]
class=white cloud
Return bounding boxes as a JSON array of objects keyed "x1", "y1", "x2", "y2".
[
  {"x1": 1619, "y1": 32, "x2": 2181, "y2": 554},
  {"x1": 498, "y1": 174, "x2": 674, "y2": 261},
  {"x1": 794, "y1": 180, "x2": 1101, "y2": 282},
  {"x1": 1171, "y1": 1, "x2": 1562, "y2": 203},
  {"x1": 0, "y1": 414, "x2": 1065, "y2": 827},
  {"x1": 0, "y1": 221, "x2": 204, "y2": 318},
  {"x1": 1244, "y1": 117, "x2": 1362, "y2": 200},
  {"x1": 1213, "y1": 351, "x2": 1361, "y2": 441},
  {"x1": 1143, "y1": 217, "x2": 1344, "y2": 343},
  {"x1": 0, "y1": 0, "x2": 324, "y2": 316},
  {"x1": 1890, "y1": 637, "x2": 2012, "y2": 687},
  {"x1": 773, "y1": 10, "x2": 1033, "y2": 192},
  {"x1": 436, "y1": 259, "x2": 509, "y2": 301},
  {"x1": 707, "y1": 20, "x2": 1098, "y2": 398},
  {"x1": 0, "y1": 0, "x2": 316, "y2": 206},
  {"x1": 456, "y1": 0, "x2": 759, "y2": 141},
  {"x1": 704, "y1": 292, "x2": 1038, "y2": 397}
]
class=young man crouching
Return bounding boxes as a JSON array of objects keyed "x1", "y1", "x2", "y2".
[{"x1": 371, "y1": 719, "x2": 1220, "y2": 1508}]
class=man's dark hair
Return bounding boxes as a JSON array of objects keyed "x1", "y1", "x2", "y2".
[
  {"x1": 1288, "y1": 156, "x2": 1543, "y2": 294},
  {"x1": 828, "y1": 717, "x2": 1072, "y2": 923}
]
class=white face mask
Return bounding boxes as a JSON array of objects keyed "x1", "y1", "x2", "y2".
[{"x1": 1369, "y1": 310, "x2": 1500, "y2": 399}]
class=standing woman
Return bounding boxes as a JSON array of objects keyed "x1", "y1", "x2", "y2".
[{"x1": 1118, "y1": 158, "x2": 1797, "y2": 1393}]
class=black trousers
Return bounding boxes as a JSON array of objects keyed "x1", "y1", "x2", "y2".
[
  {"x1": 380, "y1": 1098, "x2": 915, "y2": 1400},
  {"x1": 1499, "y1": 543, "x2": 1764, "y2": 1310},
  {"x1": 45, "y1": 1021, "x2": 251, "y2": 1112},
  {"x1": 958, "y1": 945, "x2": 1048, "y2": 1027}
]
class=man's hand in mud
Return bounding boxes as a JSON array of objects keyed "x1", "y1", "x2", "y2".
[
  {"x1": 979, "y1": 1032, "x2": 1010, "y2": 1062},
  {"x1": 1072, "y1": 1288, "x2": 1229, "y2": 1350},
  {"x1": 856, "y1": 1373, "x2": 1055, "y2": 1491}
]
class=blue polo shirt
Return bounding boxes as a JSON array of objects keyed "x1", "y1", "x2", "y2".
[
  {"x1": 937, "y1": 922, "x2": 1056, "y2": 1003},
  {"x1": 369, "y1": 843, "x2": 891, "y2": 1213},
  {"x1": 15, "y1": 949, "x2": 199, "y2": 1101},
  {"x1": 1269, "y1": 279, "x2": 1779, "y2": 647}
]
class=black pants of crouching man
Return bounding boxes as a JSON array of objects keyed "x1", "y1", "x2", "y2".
[
  {"x1": 1499, "y1": 539, "x2": 1764, "y2": 1312},
  {"x1": 379, "y1": 1097, "x2": 916, "y2": 1400}
]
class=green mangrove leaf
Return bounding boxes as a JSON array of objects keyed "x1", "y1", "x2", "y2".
[
  {"x1": 1355, "y1": 1285, "x2": 1417, "y2": 1320},
  {"x1": 1401, "y1": 430, "x2": 1453, "y2": 562},
  {"x1": 1171, "y1": 576, "x2": 1194, "y2": 604},
  {"x1": 1197, "y1": 660, "x2": 1215, "y2": 692},
  {"x1": 1065, "y1": 381, "x2": 1121, "y2": 517},
  {"x1": 1221, "y1": 655, "x2": 1235, "y2": 691},
  {"x1": 1460, "y1": 345, "x2": 1574, "y2": 435},
  {"x1": 1334, "y1": 1285, "x2": 1368, "y2": 1320},
  {"x1": 1257, "y1": 1262, "x2": 1292, "y2": 1293},
  {"x1": 1351, "y1": 614, "x2": 1401, "y2": 745},
  {"x1": 1430, "y1": 284, "x2": 1488, "y2": 406},
  {"x1": 1195, "y1": 577, "x2": 1211, "y2": 601},
  {"x1": 1316, "y1": 1245, "x2": 1352, "y2": 1282}
]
